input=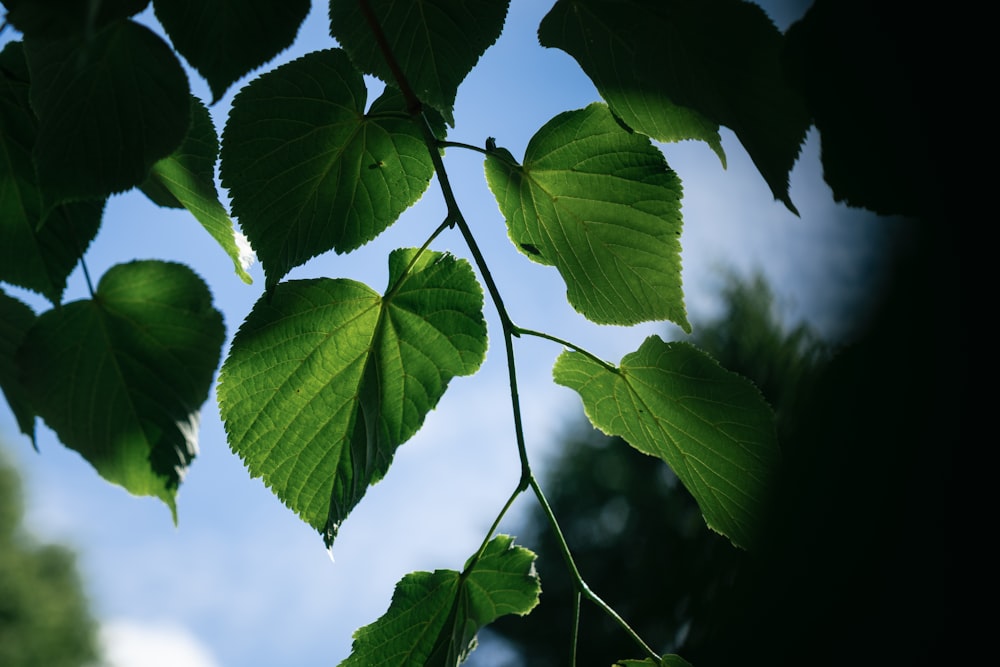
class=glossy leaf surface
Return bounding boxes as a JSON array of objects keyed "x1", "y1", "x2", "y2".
[
  {"x1": 218, "y1": 249, "x2": 487, "y2": 543},
  {"x1": 553, "y1": 336, "x2": 779, "y2": 550},
  {"x1": 486, "y1": 103, "x2": 689, "y2": 330}
]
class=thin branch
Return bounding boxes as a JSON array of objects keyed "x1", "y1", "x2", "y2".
[
  {"x1": 529, "y1": 474, "x2": 662, "y2": 664},
  {"x1": 516, "y1": 326, "x2": 618, "y2": 372}
]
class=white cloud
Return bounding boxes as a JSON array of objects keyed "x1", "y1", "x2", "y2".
[{"x1": 100, "y1": 619, "x2": 221, "y2": 667}]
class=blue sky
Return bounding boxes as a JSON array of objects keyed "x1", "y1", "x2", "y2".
[{"x1": 1, "y1": 2, "x2": 901, "y2": 665}]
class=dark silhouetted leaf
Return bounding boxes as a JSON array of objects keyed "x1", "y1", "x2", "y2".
[
  {"x1": 221, "y1": 49, "x2": 437, "y2": 290},
  {"x1": 23, "y1": 20, "x2": 190, "y2": 207},
  {"x1": 539, "y1": 0, "x2": 810, "y2": 213},
  {"x1": 1, "y1": 0, "x2": 148, "y2": 39},
  {"x1": 0, "y1": 290, "x2": 36, "y2": 443},
  {"x1": 0, "y1": 42, "x2": 105, "y2": 303},
  {"x1": 329, "y1": 0, "x2": 510, "y2": 126},
  {"x1": 152, "y1": 0, "x2": 310, "y2": 103}
]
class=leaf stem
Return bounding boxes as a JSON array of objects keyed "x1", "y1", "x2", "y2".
[
  {"x1": 362, "y1": 6, "x2": 658, "y2": 661},
  {"x1": 437, "y1": 140, "x2": 489, "y2": 155},
  {"x1": 529, "y1": 474, "x2": 662, "y2": 664},
  {"x1": 516, "y1": 326, "x2": 618, "y2": 372},
  {"x1": 358, "y1": 0, "x2": 420, "y2": 114}
]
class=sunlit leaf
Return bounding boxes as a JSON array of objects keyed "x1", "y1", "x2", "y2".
[
  {"x1": 141, "y1": 95, "x2": 254, "y2": 284},
  {"x1": 0, "y1": 42, "x2": 104, "y2": 303},
  {"x1": 23, "y1": 20, "x2": 190, "y2": 207},
  {"x1": 340, "y1": 535, "x2": 540, "y2": 666},
  {"x1": 553, "y1": 336, "x2": 779, "y2": 550},
  {"x1": 16, "y1": 261, "x2": 225, "y2": 520},
  {"x1": 220, "y1": 49, "x2": 437, "y2": 291},
  {"x1": 539, "y1": 0, "x2": 810, "y2": 213},
  {"x1": 217, "y1": 249, "x2": 487, "y2": 543},
  {"x1": 0, "y1": 290, "x2": 36, "y2": 443},
  {"x1": 485, "y1": 103, "x2": 689, "y2": 330},
  {"x1": 329, "y1": 0, "x2": 510, "y2": 126},
  {"x1": 152, "y1": 0, "x2": 310, "y2": 103}
]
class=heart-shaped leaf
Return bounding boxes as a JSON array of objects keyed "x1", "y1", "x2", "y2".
[
  {"x1": 218, "y1": 248, "x2": 487, "y2": 543},
  {"x1": 486, "y1": 103, "x2": 689, "y2": 330},
  {"x1": 0, "y1": 41, "x2": 105, "y2": 304},
  {"x1": 152, "y1": 0, "x2": 310, "y2": 103},
  {"x1": 16, "y1": 260, "x2": 225, "y2": 520},
  {"x1": 24, "y1": 20, "x2": 190, "y2": 207},
  {"x1": 221, "y1": 49, "x2": 438, "y2": 290},
  {"x1": 329, "y1": 0, "x2": 510, "y2": 126},
  {"x1": 553, "y1": 336, "x2": 780, "y2": 550},
  {"x1": 340, "y1": 535, "x2": 540, "y2": 666}
]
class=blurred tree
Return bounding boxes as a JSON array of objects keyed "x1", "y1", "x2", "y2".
[
  {"x1": 0, "y1": 447, "x2": 101, "y2": 667},
  {"x1": 479, "y1": 270, "x2": 831, "y2": 666}
]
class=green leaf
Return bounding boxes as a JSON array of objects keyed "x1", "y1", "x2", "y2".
[
  {"x1": 16, "y1": 260, "x2": 225, "y2": 520},
  {"x1": 220, "y1": 49, "x2": 438, "y2": 291},
  {"x1": 485, "y1": 103, "x2": 689, "y2": 331},
  {"x1": 539, "y1": 0, "x2": 810, "y2": 213},
  {"x1": 152, "y1": 0, "x2": 310, "y2": 103},
  {"x1": 23, "y1": 20, "x2": 190, "y2": 207},
  {"x1": 0, "y1": 42, "x2": 105, "y2": 304},
  {"x1": 141, "y1": 95, "x2": 254, "y2": 284},
  {"x1": 1, "y1": 0, "x2": 149, "y2": 39},
  {"x1": 553, "y1": 336, "x2": 779, "y2": 550},
  {"x1": 329, "y1": 0, "x2": 510, "y2": 126},
  {"x1": 217, "y1": 249, "x2": 487, "y2": 542},
  {"x1": 0, "y1": 290, "x2": 36, "y2": 444},
  {"x1": 340, "y1": 535, "x2": 540, "y2": 666}
]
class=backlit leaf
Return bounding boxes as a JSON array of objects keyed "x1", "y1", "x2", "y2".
[
  {"x1": 220, "y1": 49, "x2": 437, "y2": 291},
  {"x1": 539, "y1": 0, "x2": 810, "y2": 213},
  {"x1": 485, "y1": 103, "x2": 689, "y2": 330},
  {"x1": 553, "y1": 336, "x2": 779, "y2": 550},
  {"x1": 152, "y1": 0, "x2": 310, "y2": 103},
  {"x1": 217, "y1": 249, "x2": 487, "y2": 543},
  {"x1": 23, "y1": 20, "x2": 190, "y2": 207},
  {"x1": 16, "y1": 261, "x2": 225, "y2": 520},
  {"x1": 340, "y1": 535, "x2": 540, "y2": 666},
  {"x1": 142, "y1": 95, "x2": 254, "y2": 284},
  {"x1": 329, "y1": 0, "x2": 510, "y2": 126}
]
